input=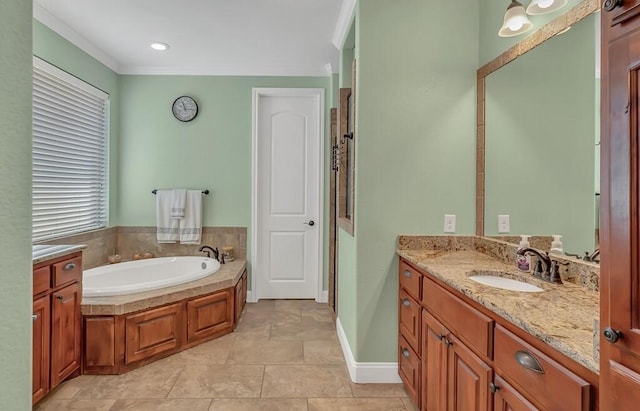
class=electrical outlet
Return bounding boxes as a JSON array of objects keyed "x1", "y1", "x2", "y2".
[
  {"x1": 444, "y1": 214, "x2": 456, "y2": 233},
  {"x1": 498, "y1": 215, "x2": 510, "y2": 233}
]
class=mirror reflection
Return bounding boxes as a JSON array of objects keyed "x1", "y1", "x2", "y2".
[{"x1": 484, "y1": 12, "x2": 599, "y2": 256}]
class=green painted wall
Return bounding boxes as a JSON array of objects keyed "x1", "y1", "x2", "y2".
[
  {"x1": 484, "y1": 14, "x2": 597, "y2": 254},
  {"x1": 0, "y1": 1, "x2": 32, "y2": 408},
  {"x1": 33, "y1": 20, "x2": 121, "y2": 225},
  {"x1": 480, "y1": 0, "x2": 583, "y2": 65},
  {"x1": 118, "y1": 75, "x2": 330, "y2": 287},
  {"x1": 343, "y1": 0, "x2": 479, "y2": 362}
]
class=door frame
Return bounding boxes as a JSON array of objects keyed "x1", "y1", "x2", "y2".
[{"x1": 251, "y1": 87, "x2": 325, "y2": 303}]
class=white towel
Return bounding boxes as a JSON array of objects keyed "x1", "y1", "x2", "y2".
[
  {"x1": 156, "y1": 190, "x2": 179, "y2": 243},
  {"x1": 179, "y1": 190, "x2": 202, "y2": 244},
  {"x1": 170, "y1": 189, "x2": 187, "y2": 219}
]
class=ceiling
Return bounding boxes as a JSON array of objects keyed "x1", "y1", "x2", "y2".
[{"x1": 34, "y1": 0, "x2": 346, "y2": 76}]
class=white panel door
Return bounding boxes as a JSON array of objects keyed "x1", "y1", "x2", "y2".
[{"x1": 254, "y1": 89, "x2": 323, "y2": 299}]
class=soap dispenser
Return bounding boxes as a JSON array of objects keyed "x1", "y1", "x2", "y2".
[
  {"x1": 516, "y1": 235, "x2": 531, "y2": 272},
  {"x1": 550, "y1": 235, "x2": 564, "y2": 255}
]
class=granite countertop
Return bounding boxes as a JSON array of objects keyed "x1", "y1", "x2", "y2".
[
  {"x1": 82, "y1": 259, "x2": 247, "y2": 316},
  {"x1": 398, "y1": 248, "x2": 599, "y2": 374},
  {"x1": 33, "y1": 244, "x2": 86, "y2": 264}
]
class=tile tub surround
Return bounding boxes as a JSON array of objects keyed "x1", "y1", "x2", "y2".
[
  {"x1": 397, "y1": 239, "x2": 599, "y2": 373},
  {"x1": 82, "y1": 259, "x2": 246, "y2": 316},
  {"x1": 35, "y1": 300, "x2": 413, "y2": 411},
  {"x1": 34, "y1": 226, "x2": 246, "y2": 269}
]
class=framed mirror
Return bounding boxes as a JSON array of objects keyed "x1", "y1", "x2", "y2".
[{"x1": 476, "y1": 0, "x2": 600, "y2": 255}]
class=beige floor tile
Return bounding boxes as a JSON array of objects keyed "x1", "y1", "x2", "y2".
[
  {"x1": 33, "y1": 399, "x2": 116, "y2": 411},
  {"x1": 350, "y1": 383, "x2": 409, "y2": 398},
  {"x1": 38, "y1": 375, "x2": 96, "y2": 400},
  {"x1": 209, "y1": 398, "x2": 308, "y2": 411},
  {"x1": 301, "y1": 308, "x2": 334, "y2": 323},
  {"x1": 154, "y1": 335, "x2": 234, "y2": 367},
  {"x1": 271, "y1": 318, "x2": 336, "y2": 340},
  {"x1": 110, "y1": 399, "x2": 212, "y2": 411},
  {"x1": 308, "y1": 398, "x2": 407, "y2": 411},
  {"x1": 227, "y1": 339, "x2": 303, "y2": 364},
  {"x1": 262, "y1": 364, "x2": 353, "y2": 398},
  {"x1": 402, "y1": 397, "x2": 419, "y2": 411},
  {"x1": 74, "y1": 366, "x2": 183, "y2": 399},
  {"x1": 168, "y1": 365, "x2": 264, "y2": 398},
  {"x1": 233, "y1": 319, "x2": 272, "y2": 339},
  {"x1": 303, "y1": 339, "x2": 345, "y2": 364}
]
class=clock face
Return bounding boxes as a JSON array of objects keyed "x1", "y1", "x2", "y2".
[{"x1": 172, "y1": 96, "x2": 198, "y2": 122}]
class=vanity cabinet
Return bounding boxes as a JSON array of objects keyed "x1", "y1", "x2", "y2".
[
  {"x1": 398, "y1": 258, "x2": 594, "y2": 411},
  {"x1": 33, "y1": 252, "x2": 83, "y2": 405},
  {"x1": 234, "y1": 270, "x2": 247, "y2": 325},
  {"x1": 600, "y1": 2, "x2": 640, "y2": 408}
]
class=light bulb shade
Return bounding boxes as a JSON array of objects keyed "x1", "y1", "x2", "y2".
[
  {"x1": 526, "y1": 0, "x2": 567, "y2": 15},
  {"x1": 498, "y1": 1, "x2": 533, "y2": 37}
]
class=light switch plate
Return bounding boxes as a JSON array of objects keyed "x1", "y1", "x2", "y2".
[
  {"x1": 444, "y1": 214, "x2": 456, "y2": 233},
  {"x1": 498, "y1": 215, "x2": 510, "y2": 233}
]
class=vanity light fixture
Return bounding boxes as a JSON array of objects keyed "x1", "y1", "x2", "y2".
[
  {"x1": 498, "y1": 1, "x2": 533, "y2": 38},
  {"x1": 526, "y1": 0, "x2": 567, "y2": 15},
  {"x1": 150, "y1": 42, "x2": 170, "y2": 51}
]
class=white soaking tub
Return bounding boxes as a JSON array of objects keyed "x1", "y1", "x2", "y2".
[{"x1": 83, "y1": 256, "x2": 221, "y2": 297}]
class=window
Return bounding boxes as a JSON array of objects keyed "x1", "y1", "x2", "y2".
[{"x1": 32, "y1": 57, "x2": 109, "y2": 242}]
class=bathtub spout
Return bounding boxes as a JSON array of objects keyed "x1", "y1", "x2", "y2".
[{"x1": 198, "y1": 245, "x2": 216, "y2": 258}]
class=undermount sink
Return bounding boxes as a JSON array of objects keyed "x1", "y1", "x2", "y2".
[{"x1": 468, "y1": 271, "x2": 544, "y2": 293}]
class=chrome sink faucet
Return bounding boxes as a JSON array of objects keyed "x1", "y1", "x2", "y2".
[{"x1": 516, "y1": 247, "x2": 563, "y2": 284}]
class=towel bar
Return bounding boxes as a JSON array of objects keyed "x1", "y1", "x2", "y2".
[{"x1": 152, "y1": 189, "x2": 210, "y2": 195}]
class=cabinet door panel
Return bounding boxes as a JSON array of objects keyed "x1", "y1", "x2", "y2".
[
  {"x1": 50, "y1": 283, "x2": 81, "y2": 388},
  {"x1": 492, "y1": 376, "x2": 538, "y2": 411},
  {"x1": 400, "y1": 289, "x2": 420, "y2": 355},
  {"x1": 125, "y1": 303, "x2": 183, "y2": 364},
  {"x1": 447, "y1": 334, "x2": 492, "y2": 411},
  {"x1": 422, "y1": 310, "x2": 448, "y2": 411},
  {"x1": 187, "y1": 290, "x2": 233, "y2": 344},
  {"x1": 399, "y1": 335, "x2": 420, "y2": 407},
  {"x1": 32, "y1": 295, "x2": 50, "y2": 404}
]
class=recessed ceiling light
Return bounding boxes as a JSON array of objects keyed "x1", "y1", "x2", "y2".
[{"x1": 150, "y1": 42, "x2": 169, "y2": 51}]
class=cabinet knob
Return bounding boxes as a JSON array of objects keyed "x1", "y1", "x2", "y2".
[
  {"x1": 489, "y1": 382, "x2": 500, "y2": 394},
  {"x1": 55, "y1": 294, "x2": 64, "y2": 301},
  {"x1": 603, "y1": 327, "x2": 622, "y2": 343},
  {"x1": 402, "y1": 270, "x2": 411, "y2": 278},
  {"x1": 514, "y1": 350, "x2": 544, "y2": 374},
  {"x1": 603, "y1": 0, "x2": 624, "y2": 12},
  {"x1": 401, "y1": 348, "x2": 410, "y2": 358},
  {"x1": 444, "y1": 338, "x2": 453, "y2": 347},
  {"x1": 436, "y1": 333, "x2": 445, "y2": 341},
  {"x1": 402, "y1": 298, "x2": 411, "y2": 307},
  {"x1": 32, "y1": 314, "x2": 38, "y2": 323},
  {"x1": 64, "y1": 262, "x2": 76, "y2": 270}
]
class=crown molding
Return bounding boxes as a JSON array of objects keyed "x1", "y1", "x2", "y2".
[
  {"x1": 119, "y1": 64, "x2": 332, "y2": 77},
  {"x1": 332, "y1": 0, "x2": 356, "y2": 50},
  {"x1": 33, "y1": 3, "x2": 121, "y2": 73}
]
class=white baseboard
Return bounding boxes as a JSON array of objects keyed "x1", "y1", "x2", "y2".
[
  {"x1": 336, "y1": 317, "x2": 402, "y2": 384},
  {"x1": 247, "y1": 291, "x2": 258, "y2": 303},
  {"x1": 317, "y1": 290, "x2": 328, "y2": 303}
]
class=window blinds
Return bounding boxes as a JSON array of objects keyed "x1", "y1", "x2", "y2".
[{"x1": 32, "y1": 57, "x2": 109, "y2": 242}]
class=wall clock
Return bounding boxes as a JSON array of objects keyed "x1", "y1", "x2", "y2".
[{"x1": 172, "y1": 96, "x2": 198, "y2": 122}]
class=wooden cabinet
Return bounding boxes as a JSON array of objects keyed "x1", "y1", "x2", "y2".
[
  {"x1": 601, "y1": 2, "x2": 640, "y2": 408},
  {"x1": 399, "y1": 258, "x2": 595, "y2": 411},
  {"x1": 187, "y1": 289, "x2": 233, "y2": 345},
  {"x1": 32, "y1": 295, "x2": 50, "y2": 404},
  {"x1": 234, "y1": 270, "x2": 247, "y2": 325},
  {"x1": 421, "y1": 310, "x2": 492, "y2": 411},
  {"x1": 33, "y1": 252, "x2": 83, "y2": 405},
  {"x1": 125, "y1": 302, "x2": 183, "y2": 364},
  {"x1": 492, "y1": 376, "x2": 538, "y2": 411}
]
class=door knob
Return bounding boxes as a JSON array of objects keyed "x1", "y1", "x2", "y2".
[
  {"x1": 603, "y1": 327, "x2": 622, "y2": 343},
  {"x1": 304, "y1": 220, "x2": 315, "y2": 226}
]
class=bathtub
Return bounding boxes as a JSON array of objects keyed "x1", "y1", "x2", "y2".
[{"x1": 83, "y1": 256, "x2": 221, "y2": 297}]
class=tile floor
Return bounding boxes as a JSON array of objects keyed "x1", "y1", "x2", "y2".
[{"x1": 35, "y1": 300, "x2": 417, "y2": 411}]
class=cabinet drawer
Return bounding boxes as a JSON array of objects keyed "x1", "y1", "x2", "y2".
[
  {"x1": 399, "y1": 261, "x2": 421, "y2": 300},
  {"x1": 398, "y1": 335, "x2": 420, "y2": 407},
  {"x1": 494, "y1": 326, "x2": 590, "y2": 411},
  {"x1": 33, "y1": 266, "x2": 51, "y2": 296},
  {"x1": 52, "y1": 256, "x2": 82, "y2": 287},
  {"x1": 399, "y1": 289, "x2": 420, "y2": 355},
  {"x1": 422, "y1": 276, "x2": 493, "y2": 358}
]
